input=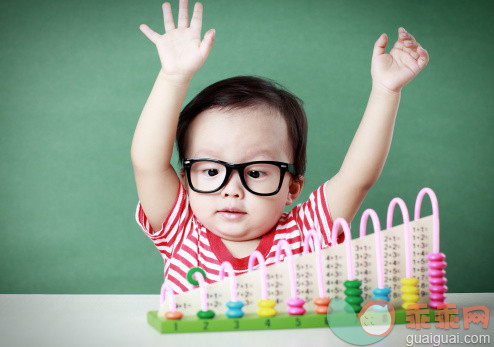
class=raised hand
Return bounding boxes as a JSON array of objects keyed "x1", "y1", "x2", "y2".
[
  {"x1": 139, "y1": 0, "x2": 215, "y2": 82},
  {"x1": 371, "y1": 27, "x2": 429, "y2": 93}
]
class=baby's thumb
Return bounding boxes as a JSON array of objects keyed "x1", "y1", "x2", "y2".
[
  {"x1": 200, "y1": 29, "x2": 215, "y2": 60},
  {"x1": 372, "y1": 33, "x2": 387, "y2": 59},
  {"x1": 139, "y1": 24, "x2": 159, "y2": 45}
]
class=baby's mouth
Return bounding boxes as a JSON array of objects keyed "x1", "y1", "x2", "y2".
[{"x1": 217, "y1": 208, "x2": 247, "y2": 220}]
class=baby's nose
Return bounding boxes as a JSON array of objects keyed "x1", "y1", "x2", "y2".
[{"x1": 221, "y1": 171, "x2": 244, "y2": 198}]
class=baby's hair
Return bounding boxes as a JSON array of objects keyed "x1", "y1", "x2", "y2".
[{"x1": 176, "y1": 76, "x2": 308, "y2": 178}]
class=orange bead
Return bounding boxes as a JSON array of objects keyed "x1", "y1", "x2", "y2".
[
  {"x1": 312, "y1": 297, "x2": 330, "y2": 306},
  {"x1": 165, "y1": 311, "x2": 183, "y2": 320},
  {"x1": 315, "y1": 305, "x2": 328, "y2": 314},
  {"x1": 313, "y1": 297, "x2": 331, "y2": 315}
]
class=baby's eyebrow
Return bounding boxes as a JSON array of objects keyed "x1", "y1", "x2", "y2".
[
  {"x1": 192, "y1": 149, "x2": 223, "y2": 158},
  {"x1": 242, "y1": 148, "x2": 279, "y2": 160},
  {"x1": 192, "y1": 149, "x2": 282, "y2": 162}
]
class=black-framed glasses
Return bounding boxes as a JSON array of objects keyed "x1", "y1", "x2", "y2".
[{"x1": 183, "y1": 158, "x2": 295, "y2": 196}]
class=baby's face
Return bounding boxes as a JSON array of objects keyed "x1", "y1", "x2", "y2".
[{"x1": 181, "y1": 106, "x2": 303, "y2": 242}]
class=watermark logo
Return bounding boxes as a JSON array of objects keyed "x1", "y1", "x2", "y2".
[
  {"x1": 327, "y1": 298, "x2": 395, "y2": 345},
  {"x1": 405, "y1": 303, "x2": 490, "y2": 330},
  {"x1": 327, "y1": 300, "x2": 490, "y2": 346},
  {"x1": 358, "y1": 300, "x2": 395, "y2": 337}
]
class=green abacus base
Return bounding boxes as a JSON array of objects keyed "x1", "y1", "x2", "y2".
[{"x1": 147, "y1": 308, "x2": 439, "y2": 334}]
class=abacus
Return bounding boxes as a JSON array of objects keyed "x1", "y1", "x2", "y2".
[{"x1": 148, "y1": 188, "x2": 447, "y2": 333}]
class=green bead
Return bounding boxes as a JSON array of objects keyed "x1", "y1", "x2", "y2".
[
  {"x1": 344, "y1": 279, "x2": 362, "y2": 288},
  {"x1": 344, "y1": 287, "x2": 363, "y2": 296},
  {"x1": 197, "y1": 309, "x2": 215, "y2": 319},
  {"x1": 343, "y1": 279, "x2": 363, "y2": 313},
  {"x1": 345, "y1": 296, "x2": 364, "y2": 305},
  {"x1": 349, "y1": 304, "x2": 362, "y2": 313},
  {"x1": 187, "y1": 267, "x2": 207, "y2": 286}
]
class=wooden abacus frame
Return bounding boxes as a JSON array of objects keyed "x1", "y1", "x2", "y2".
[
  {"x1": 148, "y1": 188, "x2": 447, "y2": 334},
  {"x1": 148, "y1": 308, "x2": 441, "y2": 333}
]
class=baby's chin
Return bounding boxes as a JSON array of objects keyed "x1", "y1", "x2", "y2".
[
  {"x1": 208, "y1": 227, "x2": 262, "y2": 242},
  {"x1": 205, "y1": 222, "x2": 267, "y2": 242}
]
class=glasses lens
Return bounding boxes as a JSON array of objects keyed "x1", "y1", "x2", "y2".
[
  {"x1": 243, "y1": 163, "x2": 282, "y2": 194},
  {"x1": 189, "y1": 161, "x2": 227, "y2": 192}
]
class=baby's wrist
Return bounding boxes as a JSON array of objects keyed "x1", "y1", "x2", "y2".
[
  {"x1": 158, "y1": 69, "x2": 193, "y2": 87},
  {"x1": 371, "y1": 81, "x2": 402, "y2": 97}
]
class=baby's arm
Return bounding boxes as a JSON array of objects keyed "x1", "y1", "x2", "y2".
[
  {"x1": 325, "y1": 28, "x2": 429, "y2": 225},
  {"x1": 131, "y1": 0, "x2": 215, "y2": 232}
]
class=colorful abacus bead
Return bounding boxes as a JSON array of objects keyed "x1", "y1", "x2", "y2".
[
  {"x1": 197, "y1": 309, "x2": 215, "y2": 319},
  {"x1": 371, "y1": 287, "x2": 391, "y2": 311},
  {"x1": 165, "y1": 310, "x2": 183, "y2": 320},
  {"x1": 427, "y1": 252, "x2": 448, "y2": 309},
  {"x1": 286, "y1": 297, "x2": 305, "y2": 315},
  {"x1": 401, "y1": 277, "x2": 419, "y2": 310},
  {"x1": 313, "y1": 297, "x2": 331, "y2": 315},
  {"x1": 225, "y1": 300, "x2": 244, "y2": 318},
  {"x1": 257, "y1": 299, "x2": 276, "y2": 317},
  {"x1": 344, "y1": 280, "x2": 363, "y2": 313},
  {"x1": 372, "y1": 286, "x2": 391, "y2": 302}
]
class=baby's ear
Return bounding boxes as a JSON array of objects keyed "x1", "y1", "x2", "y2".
[
  {"x1": 286, "y1": 176, "x2": 304, "y2": 205},
  {"x1": 179, "y1": 168, "x2": 186, "y2": 185}
]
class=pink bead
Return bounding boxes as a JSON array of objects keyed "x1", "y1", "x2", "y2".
[
  {"x1": 286, "y1": 297, "x2": 305, "y2": 316},
  {"x1": 429, "y1": 261, "x2": 447, "y2": 270},
  {"x1": 429, "y1": 285, "x2": 447, "y2": 292},
  {"x1": 429, "y1": 299, "x2": 447, "y2": 309},
  {"x1": 429, "y1": 263, "x2": 447, "y2": 271},
  {"x1": 287, "y1": 298, "x2": 305, "y2": 306},
  {"x1": 427, "y1": 253, "x2": 445, "y2": 261},
  {"x1": 430, "y1": 293, "x2": 446, "y2": 301},
  {"x1": 429, "y1": 277, "x2": 447, "y2": 285},
  {"x1": 427, "y1": 252, "x2": 447, "y2": 309},
  {"x1": 428, "y1": 269, "x2": 446, "y2": 277},
  {"x1": 287, "y1": 306, "x2": 306, "y2": 315}
]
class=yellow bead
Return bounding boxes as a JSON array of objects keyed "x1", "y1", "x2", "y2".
[
  {"x1": 257, "y1": 307, "x2": 277, "y2": 317},
  {"x1": 258, "y1": 299, "x2": 276, "y2": 308},
  {"x1": 257, "y1": 299, "x2": 276, "y2": 317},
  {"x1": 401, "y1": 277, "x2": 419, "y2": 310},
  {"x1": 401, "y1": 286, "x2": 419, "y2": 295},
  {"x1": 401, "y1": 277, "x2": 419, "y2": 286},
  {"x1": 402, "y1": 294, "x2": 419, "y2": 302}
]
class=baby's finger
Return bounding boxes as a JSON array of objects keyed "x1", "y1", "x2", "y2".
[
  {"x1": 399, "y1": 28, "x2": 418, "y2": 44},
  {"x1": 372, "y1": 33, "x2": 388, "y2": 60},
  {"x1": 177, "y1": 0, "x2": 189, "y2": 28},
  {"x1": 417, "y1": 46, "x2": 429, "y2": 69},
  {"x1": 140, "y1": 24, "x2": 160, "y2": 44},
  {"x1": 408, "y1": 48, "x2": 419, "y2": 60},
  {"x1": 190, "y1": 2, "x2": 203, "y2": 32},
  {"x1": 393, "y1": 36, "x2": 419, "y2": 58},
  {"x1": 404, "y1": 39, "x2": 419, "y2": 49},
  {"x1": 200, "y1": 29, "x2": 215, "y2": 61},
  {"x1": 163, "y1": 2, "x2": 175, "y2": 33}
]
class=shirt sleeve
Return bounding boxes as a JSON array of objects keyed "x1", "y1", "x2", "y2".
[
  {"x1": 135, "y1": 181, "x2": 190, "y2": 261},
  {"x1": 292, "y1": 181, "x2": 345, "y2": 247}
]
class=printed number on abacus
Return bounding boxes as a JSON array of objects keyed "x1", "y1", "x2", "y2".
[{"x1": 383, "y1": 243, "x2": 399, "y2": 251}]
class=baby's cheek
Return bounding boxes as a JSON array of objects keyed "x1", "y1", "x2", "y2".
[
  {"x1": 189, "y1": 195, "x2": 214, "y2": 224},
  {"x1": 253, "y1": 197, "x2": 285, "y2": 228}
]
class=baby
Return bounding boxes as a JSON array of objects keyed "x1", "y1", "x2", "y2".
[{"x1": 131, "y1": 0, "x2": 429, "y2": 294}]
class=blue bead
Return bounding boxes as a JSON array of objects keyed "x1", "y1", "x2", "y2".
[
  {"x1": 226, "y1": 300, "x2": 244, "y2": 309},
  {"x1": 225, "y1": 309, "x2": 244, "y2": 318},
  {"x1": 371, "y1": 286, "x2": 391, "y2": 302},
  {"x1": 225, "y1": 300, "x2": 244, "y2": 318}
]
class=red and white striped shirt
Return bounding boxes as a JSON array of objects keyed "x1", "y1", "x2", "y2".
[{"x1": 135, "y1": 181, "x2": 344, "y2": 295}]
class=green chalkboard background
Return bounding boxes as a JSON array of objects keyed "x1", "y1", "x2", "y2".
[{"x1": 1, "y1": 0, "x2": 493, "y2": 294}]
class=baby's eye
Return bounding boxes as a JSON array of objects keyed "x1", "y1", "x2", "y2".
[
  {"x1": 204, "y1": 169, "x2": 219, "y2": 177},
  {"x1": 247, "y1": 170, "x2": 264, "y2": 179}
]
